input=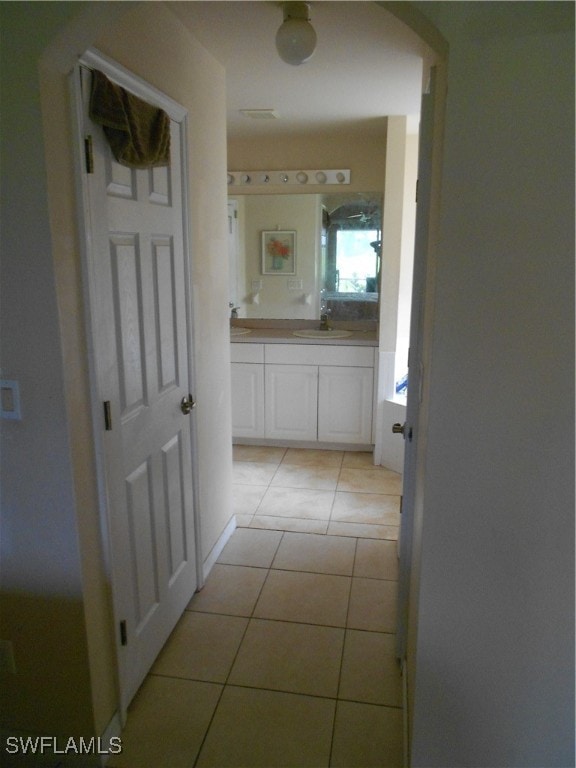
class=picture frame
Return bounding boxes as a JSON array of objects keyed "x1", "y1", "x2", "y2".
[{"x1": 261, "y1": 230, "x2": 296, "y2": 275}]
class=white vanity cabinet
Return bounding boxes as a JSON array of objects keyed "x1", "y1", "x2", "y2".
[
  {"x1": 265, "y1": 364, "x2": 318, "y2": 440},
  {"x1": 231, "y1": 341, "x2": 376, "y2": 446},
  {"x1": 230, "y1": 343, "x2": 265, "y2": 438},
  {"x1": 318, "y1": 365, "x2": 374, "y2": 444}
]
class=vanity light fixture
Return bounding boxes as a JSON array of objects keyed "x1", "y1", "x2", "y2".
[
  {"x1": 227, "y1": 169, "x2": 350, "y2": 186},
  {"x1": 276, "y1": 2, "x2": 317, "y2": 66}
]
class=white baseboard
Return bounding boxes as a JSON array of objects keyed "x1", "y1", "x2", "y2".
[
  {"x1": 99, "y1": 711, "x2": 122, "y2": 766},
  {"x1": 201, "y1": 515, "x2": 237, "y2": 582},
  {"x1": 233, "y1": 438, "x2": 374, "y2": 452}
]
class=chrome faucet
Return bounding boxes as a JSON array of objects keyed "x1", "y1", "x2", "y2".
[
  {"x1": 319, "y1": 288, "x2": 331, "y2": 330},
  {"x1": 319, "y1": 310, "x2": 332, "y2": 331},
  {"x1": 229, "y1": 302, "x2": 239, "y2": 319}
]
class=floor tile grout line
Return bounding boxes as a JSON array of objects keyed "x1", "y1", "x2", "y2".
[
  {"x1": 192, "y1": 549, "x2": 282, "y2": 768},
  {"x1": 267, "y1": 564, "x2": 354, "y2": 579},
  {"x1": 328, "y1": 534, "x2": 358, "y2": 766},
  {"x1": 241, "y1": 518, "x2": 400, "y2": 541},
  {"x1": 328, "y1": 479, "x2": 338, "y2": 531},
  {"x1": 253, "y1": 507, "x2": 334, "y2": 521},
  {"x1": 249, "y1": 482, "x2": 269, "y2": 519},
  {"x1": 148, "y1": 671, "x2": 404, "y2": 710},
  {"x1": 186, "y1": 608, "x2": 398, "y2": 634},
  {"x1": 265, "y1": 528, "x2": 286, "y2": 575},
  {"x1": 337, "y1": 539, "x2": 358, "y2": 693},
  {"x1": 216, "y1": 561, "x2": 397, "y2": 583},
  {"x1": 246, "y1": 522, "x2": 400, "y2": 542},
  {"x1": 187, "y1": 607, "x2": 399, "y2": 635},
  {"x1": 233, "y1": 679, "x2": 403, "y2": 709},
  {"x1": 268, "y1": 457, "x2": 285, "y2": 487},
  {"x1": 270, "y1": 482, "x2": 340, "y2": 493},
  {"x1": 190, "y1": 668, "x2": 228, "y2": 767}
]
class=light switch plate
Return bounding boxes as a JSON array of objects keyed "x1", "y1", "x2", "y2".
[
  {"x1": 287, "y1": 278, "x2": 303, "y2": 290},
  {"x1": 1, "y1": 380, "x2": 21, "y2": 420}
]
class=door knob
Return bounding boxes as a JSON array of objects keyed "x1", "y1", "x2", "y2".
[
  {"x1": 392, "y1": 422, "x2": 413, "y2": 441},
  {"x1": 180, "y1": 394, "x2": 196, "y2": 415}
]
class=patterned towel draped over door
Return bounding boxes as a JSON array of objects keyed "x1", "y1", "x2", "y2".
[{"x1": 89, "y1": 69, "x2": 171, "y2": 168}]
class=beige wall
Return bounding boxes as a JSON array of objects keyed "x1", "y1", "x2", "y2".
[
  {"x1": 407, "y1": 3, "x2": 575, "y2": 764},
  {"x1": 1, "y1": 1, "x2": 231, "y2": 739},
  {"x1": 228, "y1": 125, "x2": 388, "y2": 195},
  {"x1": 0, "y1": 0, "x2": 98, "y2": 737}
]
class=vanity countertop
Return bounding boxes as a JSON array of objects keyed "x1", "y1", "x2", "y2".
[{"x1": 230, "y1": 323, "x2": 378, "y2": 347}]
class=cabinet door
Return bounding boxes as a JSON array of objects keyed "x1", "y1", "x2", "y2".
[
  {"x1": 318, "y1": 366, "x2": 374, "y2": 444},
  {"x1": 265, "y1": 364, "x2": 318, "y2": 441},
  {"x1": 231, "y1": 363, "x2": 265, "y2": 438}
]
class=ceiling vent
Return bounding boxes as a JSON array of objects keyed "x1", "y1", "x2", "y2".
[{"x1": 240, "y1": 109, "x2": 279, "y2": 120}]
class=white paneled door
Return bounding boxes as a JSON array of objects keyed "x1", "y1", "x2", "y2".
[{"x1": 76, "y1": 59, "x2": 198, "y2": 714}]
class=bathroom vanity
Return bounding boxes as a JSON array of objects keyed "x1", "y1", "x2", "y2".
[{"x1": 230, "y1": 323, "x2": 378, "y2": 448}]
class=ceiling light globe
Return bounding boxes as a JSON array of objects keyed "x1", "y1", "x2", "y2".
[{"x1": 276, "y1": 18, "x2": 317, "y2": 65}]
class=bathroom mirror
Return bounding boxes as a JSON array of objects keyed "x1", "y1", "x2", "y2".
[{"x1": 228, "y1": 192, "x2": 382, "y2": 321}]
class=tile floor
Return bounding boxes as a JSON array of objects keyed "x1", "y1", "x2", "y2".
[
  {"x1": 232, "y1": 445, "x2": 401, "y2": 539},
  {"x1": 109, "y1": 447, "x2": 403, "y2": 768}
]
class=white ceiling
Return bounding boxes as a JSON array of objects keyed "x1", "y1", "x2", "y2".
[{"x1": 169, "y1": 1, "x2": 429, "y2": 139}]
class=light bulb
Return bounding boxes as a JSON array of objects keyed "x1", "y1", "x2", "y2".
[{"x1": 276, "y1": 3, "x2": 317, "y2": 65}]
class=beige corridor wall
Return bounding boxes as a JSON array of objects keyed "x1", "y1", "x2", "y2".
[
  {"x1": 1, "y1": 0, "x2": 231, "y2": 739},
  {"x1": 407, "y1": 3, "x2": 575, "y2": 764},
  {"x1": 228, "y1": 127, "x2": 388, "y2": 196}
]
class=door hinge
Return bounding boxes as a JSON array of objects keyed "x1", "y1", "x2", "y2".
[
  {"x1": 103, "y1": 401, "x2": 112, "y2": 431},
  {"x1": 84, "y1": 135, "x2": 94, "y2": 174},
  {"x1": 415, "y1": 178, "x2": 419, "y2": 203},
  {"x1": 119, "y1": 620, "x2": 127, "y2": 646}
]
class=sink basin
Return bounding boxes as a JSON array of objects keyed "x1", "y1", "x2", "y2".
[
  {"x1": 292, "y1": 329, "x2": 353, "y2": 339},
  {"x1": 230, "y1": 327, "x2": 252, "y2": 336}
]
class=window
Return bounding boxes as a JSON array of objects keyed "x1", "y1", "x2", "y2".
[{"x1": 335, "y1": 229, "x2": 379, "y2": 293}]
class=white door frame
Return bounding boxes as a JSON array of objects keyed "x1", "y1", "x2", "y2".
[
  {"x1": 394, "y1": 61, "x2": 448, "y2": 762},
  {"x1": 395, "y1": 68, "x2": 438, "y2": 661},
  {"x1": 70, "y1": 47, "x2": 203, "y2": 719}
]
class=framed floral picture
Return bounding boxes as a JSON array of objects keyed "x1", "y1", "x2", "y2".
[{"x1": 261, "y1": 230, "x2": 296, "y2": 275}]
